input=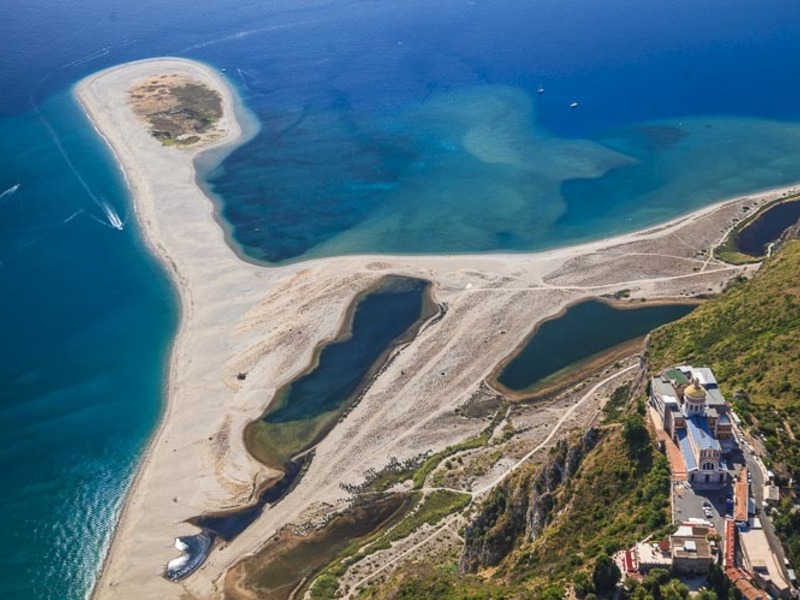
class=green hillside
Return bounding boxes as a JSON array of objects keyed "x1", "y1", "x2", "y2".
[
  {"x1": 648, "y1": 240, "x2": 800, "y2": 478},
  {"x1": 364, "y1": 403, "x2": 672, "y2": 599},
  {"x1": 366, "y1": 242, "x2": 800, "y2": 599}
]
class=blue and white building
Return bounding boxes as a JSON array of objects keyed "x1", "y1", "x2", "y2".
[{"x1": 651, "y1": 366, "x2": 734, "y2": 487}]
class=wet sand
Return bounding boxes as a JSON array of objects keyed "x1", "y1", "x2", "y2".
[{"x1": 77, "y1": 57, "x2": 795, "y2": 599}]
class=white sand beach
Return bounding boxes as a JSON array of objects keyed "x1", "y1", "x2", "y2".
[{"x1": 77, "y1": 57, "x2": 794, "y2": 599}]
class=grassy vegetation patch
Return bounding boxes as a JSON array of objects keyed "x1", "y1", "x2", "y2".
[
  {"x1": 129, "y1": 76, "x2": 222, "y2": 146},
  {"x1": 412, "y1": 407, "x2": 507, "y2": 489},
  {"x1": 602, "y1": 382, "x2": 631, "y2": 423},
  {"x1": 307, "y1": 490, "x2": 471, "y2": 598}
]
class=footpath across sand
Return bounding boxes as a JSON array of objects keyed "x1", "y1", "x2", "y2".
[{"x1": 78, "y1": 57, "x2": 792, "y2": 599}]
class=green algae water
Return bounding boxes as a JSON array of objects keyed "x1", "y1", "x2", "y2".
[
  {"x1": 246, "y1": 276, "x2": 435, "y2": 468},
  {"x1": 497, "y1": 301, "x2": 697, "y2": 392}
]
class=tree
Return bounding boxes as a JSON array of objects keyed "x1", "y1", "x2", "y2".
[
  {"x1": 573, "y1": 571, "x2": 594, "y2": 598},
  {"x1": 623, "y1": 414, "x2": 649, "y2": 457},
  {"x1": 592, "y1": 553, "x2": 621, "y2": 595},
  {"x1": 661, "y1": 579, "x2": 690, "y2": 600}
]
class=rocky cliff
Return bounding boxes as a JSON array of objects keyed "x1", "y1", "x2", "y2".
[{"x1": 460, "y1": 428, "x2": 599, "y2": 573}]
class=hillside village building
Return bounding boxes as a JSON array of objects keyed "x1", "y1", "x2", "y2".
[
  {"x1": 650, "y1": 366, "x2": 734, "y2": 487},
  {"x1": 671, "y1": 523, "x2": 716, "y2": 575}
]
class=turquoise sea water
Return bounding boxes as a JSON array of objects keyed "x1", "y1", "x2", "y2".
[{"x1": 2, "y1": 0, "x2": 800, "y2": 597}]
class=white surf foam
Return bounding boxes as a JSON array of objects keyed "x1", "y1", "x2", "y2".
[{"x1": 99, "y1": 201, "x2": 124, "y2": 230}]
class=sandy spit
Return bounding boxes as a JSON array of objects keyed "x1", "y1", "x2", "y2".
[{"x1": 77, "y1": 57, "x2": 796, "y2": 599}]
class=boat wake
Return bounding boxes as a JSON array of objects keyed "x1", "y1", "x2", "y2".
[
  {"x1": 60, "y1": 47, "x2": 110, "y2": 69},
  {"x1": 0, "y1": 183, "x2": 20, "y2": 207},
  {"x1": 63, "y1": 209, "x2": 85, "y2": 224},
  {"x1": 29, "y1": 95, "x2": 125, "y2": 232},
  {"x1": 0, "y1": 207, "x2": 86, "y2": 269},
  {"x1": 89, "y1": 199, "x2": 125, "y2": 231}
]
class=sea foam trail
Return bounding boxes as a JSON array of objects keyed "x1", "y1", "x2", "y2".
[
  {"x1": 100, "y1": 200, "x2": 124, "y2": 230},
  {"x1": 60, "y1": 47, "x2": 110, "y2": 69},
  {"x1": 30, "y1": 95, "x2": 125, "y2": 231},
  {"x1": 87, "y1": 201, "x2": 125, "y2": 230},
  {"x1": 0, "y1": 183, "x2": 20, "y2": 207},
  {"x1": 64, "y1": 209, "x2": 84, "y2": 224}
]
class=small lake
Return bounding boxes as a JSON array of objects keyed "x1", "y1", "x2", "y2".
[
  {"x1": 735, "y1": 199, "x2": 800, "y2": 257},
  {"x1": 495, "y1": 300, "x2": 697, "y2": 393},
  {"x1": 246, "y1": 275, "x2": 436, "y2": 469}
]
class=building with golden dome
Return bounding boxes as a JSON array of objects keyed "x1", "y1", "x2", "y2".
[{"x1": 650, "y1": 366, "x2": 734, "y2": 487}]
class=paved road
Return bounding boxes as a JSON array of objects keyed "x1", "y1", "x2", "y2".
[
  {"x1": 743, "y1": 445, "x2": 791, "y2": 579},
  {"x1": 736, "y1": 424, "x2": 792, "y2": 582}
]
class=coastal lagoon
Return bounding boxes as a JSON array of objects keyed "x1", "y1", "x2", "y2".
[
  {"x1": 246, "y1": 276, "x2": 435, "y2": 469},
  {"x1": 2, "y1": 0, "x2": 800, "y2": 597},
  {"x1": 736, "y1": 199, "x2": 800, "y2": 257},
  {"x1": 495, "y1": 300, "x2": 697, "y2": 394}
]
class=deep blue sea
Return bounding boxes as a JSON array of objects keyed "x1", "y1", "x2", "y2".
[{"x1": 1, "y1": 0, "x2": 800, "y2": 597}]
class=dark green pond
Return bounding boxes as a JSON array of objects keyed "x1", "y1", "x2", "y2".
[
  {"x1": 496, "y1": 300, "x2": 696, "y2": 392},
  {"x1": 246, "y1": 275, "x2": 435, "y2": 468}
]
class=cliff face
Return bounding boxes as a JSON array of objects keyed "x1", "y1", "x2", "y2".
[{"x1": 460, "y1": 428, "x2": 598, "y2": 573}]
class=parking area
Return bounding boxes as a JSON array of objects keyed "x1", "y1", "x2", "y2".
[
  {"x1": 673, "y1": 481, "x2": 729, "y2": 532},
  {"x1": 672, "y1": 447, "x2": 748, "y2": 530}
]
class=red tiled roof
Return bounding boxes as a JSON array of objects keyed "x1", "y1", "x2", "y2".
[
  {"x1": 735, "y1": 471, "x2": 749, "y2": 522},
  {"x1": 726, "y1": 567, "x2": 768, "y2": 600},
  {"x1": 625, "y1": 550, "x2": 636, "y2": 573},
  {"x1": 725, "y1": 519, "x2": 736, "y2": 568}
]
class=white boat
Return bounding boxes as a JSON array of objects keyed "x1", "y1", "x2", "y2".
[
  {"x1": 537, "y1": 85, "x2": 544, "y2": 94},
  {"x1": 570, "y1": 101, "x2": 579, "y2": 109}
]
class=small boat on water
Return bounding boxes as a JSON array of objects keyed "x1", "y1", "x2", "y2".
[
  {"x1": 570, "y1": 101, "x2": 579, "y2": 109},
  {"x1": 537, "y1": 85, "x2": 544, "y2": 94}
]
